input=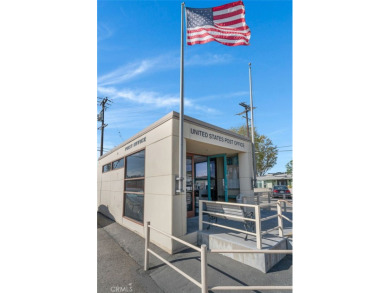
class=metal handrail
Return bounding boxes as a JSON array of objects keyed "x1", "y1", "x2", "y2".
[
  {"x1": 148, "y1": 224, "x2": 201, "y2": 252},
  {"x1": 144, "y1": 221, "x2": 293, "y2": 293},
  {"x1": 144, "y1": 222, "x2": 207, "y2": 292},
  {"x1": 147, "y1": 249, "x2": 202, "y2": 288},
  {"x1": 261, "y1": 214, "x2": 278, "y2": 222},
  {"x1": 262, "y1": 226, "x2": 280, "y2": 235},
  {"x1": 144, "y1": 202, "x2": 294, "y2": 292},
  {"x1": 199, "y1": 199, "x2": 293, "y2": 247},
  {"x1": 259, "y1": 202, "x2": 276, "y2": 207},
  {"x1": 201, "y1": 200, "x2": 263, "y2": 208},
  {"x1": 199, "y1": 200, "x2": 262, "y2": 249},
  {"x1": 259, "y1": 200, "x2": 293, "y2": 208},
  {"x1": 202, "y1": 220, "x2": 257, "y2": 236},
  {"x1": 210, "y1": 249, "x2": 292, "y2": 254},
  {"x1": 208, "y1": 240, "x2": 293, "y2": 291},
  {"x1": 278, "y1": 199, "x2": 293, "y2": 206},
  {"x1": 202, "y1": 210, "x2": 257, "y2": 222},
  {"x1": 281, "y1": 214, "x2": 293, "y2": 223}
]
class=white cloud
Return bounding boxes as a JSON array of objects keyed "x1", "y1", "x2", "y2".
[
  {"x1": 107, "y1": 107, "x2": 171, "y2": 130},
  {"x1": 98, "y1": 53, "x2": 180, "y2": 87},
  {"x1": 97, "y1": 86, "x2": 217, "y2": 114},
  {"x1": 97, "y1": 23, "x2": 113, "y2": 42},
  {"x1": 97, "y1": 52, "x2": 234, "y2": 87},
  {"x1": 98, "y1": 59, "x2": 158, "y2": 86},
  {"x1": 98, "y1": 86, "x2": 178, "y2": 107}
]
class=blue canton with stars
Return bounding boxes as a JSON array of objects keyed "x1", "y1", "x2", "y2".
[{"x1": 186, "y1": 8, "x2": 214, "y2": 28}]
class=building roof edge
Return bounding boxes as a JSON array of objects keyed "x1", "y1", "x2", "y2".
[{"x1": 99, "y1": 111, "x2": 251, "y2": 161}]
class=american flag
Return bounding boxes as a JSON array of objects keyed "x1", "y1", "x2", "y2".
[{"x1": 185, "y1": 1, "x2": 251, "y2": 46}]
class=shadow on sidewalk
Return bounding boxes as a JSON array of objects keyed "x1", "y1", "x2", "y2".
[{"x1": 97, "y1": 206, "x2": 115, "y2": 228}]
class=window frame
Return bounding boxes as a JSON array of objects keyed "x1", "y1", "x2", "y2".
[
  {"x1": 112, "y1": 158, "x2": 124, "y2": 170},
  {"x1": 123, "y1": 148, "x2": 146, "y2": 225},
  {"x1": 102, "y1": 156, "x2": 125, "y2": 173},
  {"x1": 102, "y1": 163, "x2": 112, "y2": 173}
]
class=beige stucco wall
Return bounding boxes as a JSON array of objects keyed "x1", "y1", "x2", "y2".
[
  {"x1": 97, "y1": 111, "x2": 254, "y2": 254},
  {"x1": 98, "y1": 116, "x2": 176, "y2": 252},
  {"x1": 97, "y1": 166, "x2": 124, "y2": 220},
  {"x1": 238, "y1": 152, "x2": 255, "y2": 196}
]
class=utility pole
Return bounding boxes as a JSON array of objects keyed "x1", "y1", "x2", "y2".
[
  {"x1": 97, "y1": 97, "x2": 112, "y2": 156},
  {"x1": 236, "y1": 102, "x2": 256, "y2": 138}
]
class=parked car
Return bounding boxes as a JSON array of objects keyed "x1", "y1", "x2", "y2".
[{"x1": 272, "y1": 185, "x2": 292, "y2": 199}]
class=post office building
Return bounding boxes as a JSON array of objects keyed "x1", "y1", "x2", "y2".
[{"x1": 97, "y1": 111, "x2": 256, "y2": 253}]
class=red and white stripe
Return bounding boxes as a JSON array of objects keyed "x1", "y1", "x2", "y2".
[{"x1": 186, "y1": 1, "x2": 251, "y2": 46}]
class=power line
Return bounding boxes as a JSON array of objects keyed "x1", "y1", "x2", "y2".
[{"x1": 118, "y1": 130, "x2": 123, "y2": 140}]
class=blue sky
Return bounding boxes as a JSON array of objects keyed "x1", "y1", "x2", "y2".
[{"x1": 97, "y1": 0, "x2": 292, "y2": 173}]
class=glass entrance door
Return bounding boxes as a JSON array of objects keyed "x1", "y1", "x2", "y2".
[
  {"x1": 207, "y1": 154, "x2": 228, "y2": 202},
  {"x1": 186, "y1": 155, "x2": 195, "y2": 218},
  {"x1": 208, "y1": 158, "x2": 217, "y2": 201},
  {"x1": 193, "y1": 155, "x2": 208, "y2": 216}
]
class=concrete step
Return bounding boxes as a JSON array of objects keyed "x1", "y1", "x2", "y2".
[
  {"x1": 287, "y1": 237, "x2": 293, "y2": 250},
  {"x1": 198, "y1": 230, "x2": 290, "y2": 273}
]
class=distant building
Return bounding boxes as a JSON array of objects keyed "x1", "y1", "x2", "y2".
[{"x1": 256, "y1": 172, "x2": 292, "y2": 189}]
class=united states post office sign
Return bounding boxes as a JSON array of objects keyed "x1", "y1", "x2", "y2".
[{"x1": 190, "y1": 128, "x2": 245, "y2": 148}]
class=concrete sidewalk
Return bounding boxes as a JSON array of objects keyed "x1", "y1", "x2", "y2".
[
  {"x1": 98, "y1": 213, "x2": 292, "y2": 293},
  {"x1": 98, "y1": 221, "x2": 163, "y2": 293}
]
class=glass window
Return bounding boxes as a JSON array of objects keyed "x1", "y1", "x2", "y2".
[
  {"x1": 209, "y1": 160, "x2": 216, "y2": 179},
  {"x1": 126, "y1": 150, "x2": 145, "y2": 178},
  {"x1": 227, "y1": 155, "x2": 239, "y2": 189},
  {"x1": 186, "y1": 156, "x2": 193, "y2": 212},
  {"x1": 124, "y1": 193, "x2": 144, "y2": 223},
  {"x1": 112, "y1": 158, "x2": 124, "y2": 169},
  {"x1": 125, "y1": 180, "x2": 144, "y2": 193},
  {"x1": 102, "y1": 163, "x2": 111, "y2": 173},
  {"x1": 124, "y1": 149, "x2": 145, "y2": 224},
  {"x1": 195, "y1": 161, "x2": 207, "y2": 179}
]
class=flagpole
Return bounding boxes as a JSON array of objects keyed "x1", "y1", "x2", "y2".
[
  {"x1": 249, "y1": 62, "x2": 257, "y2": 188},
  {"x1": 177, "y1": 2, "x2": 185, "y2": 194}
]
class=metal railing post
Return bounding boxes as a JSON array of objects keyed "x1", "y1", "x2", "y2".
[
  {"x1": 267, "y1": 191, "x2": 271, "y2": 210},
  {"x1": 277, "y1": 203, "x2": 284, "y2": 237},
  {"x1": 255, "y1": 205, "x2": 262, "y2": 249},
  {"x1": 144, "y1": 221, "x2": 150, "y2": 271},
  {"x1": 201, "y1": 244, "x2": 208, "y2": 293},
  {"x1": 199, "y1": 200, "x2": 203, "y2": 231},
  {"x1": 283, "y1": 194, "x2": 287, "y2": 212}
]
